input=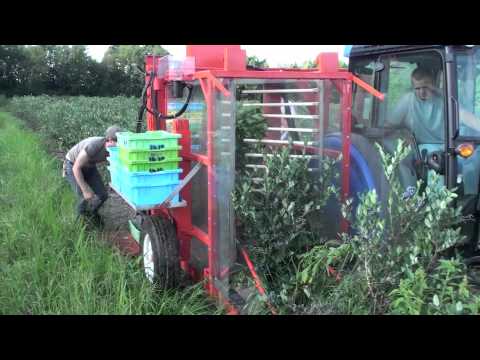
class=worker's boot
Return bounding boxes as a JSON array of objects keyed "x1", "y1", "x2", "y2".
[
  {"x1": 75, "y1": 195, "x2": 106, "y2": 230},
  {"x1": 88, "y1": 195, "x2": 104, "y2": 213}
]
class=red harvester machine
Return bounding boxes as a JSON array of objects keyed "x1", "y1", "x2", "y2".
[{"x1": 117, "y1": 45, "x2": 384, "y2": 314}]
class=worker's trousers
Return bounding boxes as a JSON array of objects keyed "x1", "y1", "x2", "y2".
[{"x1": 64, "y1": 160, "x2": 108, "y2": 217}]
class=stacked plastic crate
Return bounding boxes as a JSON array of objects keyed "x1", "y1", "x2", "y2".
[{"x1": 107, "y1": 131, "x2": 182, "y2": 208}]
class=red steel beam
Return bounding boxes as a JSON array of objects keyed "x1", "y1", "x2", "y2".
[
  {"x1": 171, "y1": 119, "x2": 193, "y2": 273},
  {"x1": 351, "y1": 75, "x2": 385, "y2": 101},
  {"x1": 189, "y1": 226, "x2": 210, "y2": 246},
  {"x1": 183, "y1": 152, "x2": 210, "y2": 166},
  {"x1": 240, "y1": 247, "x2": 278, "y2": 315},
  {"x1": 196, "y1": 69, "x2": 353, "y2": 80}
]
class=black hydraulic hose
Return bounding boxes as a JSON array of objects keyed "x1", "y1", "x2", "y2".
[
  {"x1": 136, "y1": 72, "x2": 154, "y2": 133},
  {"x1": 136, "y1": 68, "x2": 195, "y2": 132},
  {"x1": 159, "y1": 84, "x2": 194, "y2": 120},
  {"x1": 136, "y1": 78, "x2": 149, "y2": 132},
  {"x1": 144, "y1": 81, "x2": 194, "y2": 125},
  {"x1": 136, "y1": 106, "x2": 145, "y2": 133}
]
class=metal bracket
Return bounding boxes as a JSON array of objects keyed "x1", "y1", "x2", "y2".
[{"x1": 160, "y1": 162, "x2": 203, "y2": 207}]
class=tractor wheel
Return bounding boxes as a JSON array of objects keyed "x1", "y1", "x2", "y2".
[
  {"x1": 322, "y1": 132, "x2": 418, "y2": 238},
  {"x1": 140, "y1": 215, "x2": 182, "y2": 288}
]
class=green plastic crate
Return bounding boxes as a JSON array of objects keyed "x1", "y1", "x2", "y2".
[
  {"x1": 120, "y1": 157, "x2": 182, "y2": 172},
  {"x1": 117, "y1": 131, "x2": 181, "y2": 151},
  {"x1": 119, "y1": 146, "x2": 181, "y2": 163}
]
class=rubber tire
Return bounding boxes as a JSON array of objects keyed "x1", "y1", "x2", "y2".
[
  {"x1": 320, "y1": 133, "x2": 388, "y2": 238},
  {"x1": 323, "y1": 132, "x2": 418, "y2": 237},
  {"x1": 140, "y1": 215, "x2": 182, "y2": 288},
  {"x1": 325, "y1": 132, "x2": 390, "y2": 210},
  {"x1": 347, "y1": 133, "x2": 390, "y2": 208},
  {"x1": 335, "y1": 132, "x2": 418, "y2": 207}
]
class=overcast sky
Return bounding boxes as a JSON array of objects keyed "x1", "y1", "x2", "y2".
[{"x1": 87, "y1": 45, "x2": 348, "y2": 67}]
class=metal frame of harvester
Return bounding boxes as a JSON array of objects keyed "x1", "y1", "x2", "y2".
[{"x1": 127, "y1": 45, "x2": 384, "y2": 314}]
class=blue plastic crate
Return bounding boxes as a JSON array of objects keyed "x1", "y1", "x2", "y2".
[
  {"x1": 107, "y1": 159, "x2": 182, "y2": 208},
  {"x1": 121, "y1": 182, "x2": 180, "y2": 207},
  {"x1": 108, "y1": 158, "x2": 181, "y2": 187},
  {"x1": 121, "y1": 168, "x2": 182, "y2": 187},
  {"x1": 107, "y1": 146, "x2": 119, "y2": 161},
  {"x1": 107, "y1": 165, "x2": 122, "y2": 192}
]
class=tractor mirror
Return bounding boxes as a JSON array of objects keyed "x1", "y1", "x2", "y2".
[{"x1": 456, "y1": 143, "x2": 475, "y2": 158}]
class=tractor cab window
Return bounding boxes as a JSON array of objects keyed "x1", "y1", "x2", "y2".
[
  {"x1": 456, "y1": 47, "x2": 480, "y2": 195},
  {"x1": 359, "y1": 51, "x2": 447, "y2": 193},
  {"x1": 379, "y1": 51, "x2": 445, "y2": 148},
  {"x1": 456, "y1": 48, "x2": 480, "y2": 138},
  {"x1": 351, "y1": 59, "x2": 376, "y2": 130}
]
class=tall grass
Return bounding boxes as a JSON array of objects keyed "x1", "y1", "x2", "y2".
[{"x1": 0, "y1": 112, "x2": 218, "y2": 314}]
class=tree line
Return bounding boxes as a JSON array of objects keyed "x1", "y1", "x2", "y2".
[
  {"x1": 1, "y1": 45, "x2": 344, "y2": 99},
  {"x1": 0, "y1": 45, "x2": 168, "y2": 97}
]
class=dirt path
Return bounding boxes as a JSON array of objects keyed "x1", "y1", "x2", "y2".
[
  {"x1": 98, "y1": 190, "x2": 141, "y2": 256},
  {"x1": 99, "y1": 190, "x2": 136, "y2": 232}
]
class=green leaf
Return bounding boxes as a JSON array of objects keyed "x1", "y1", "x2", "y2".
[
  {"x1": 433, "y1": 294, "x2": 440, "y2": 307},
  {"x1": 456, "y1": 301, "x2": 463, "y2": 313}
]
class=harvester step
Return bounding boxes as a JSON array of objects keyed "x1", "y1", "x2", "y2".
[
  {"x1": 245, "y1": 153, "x2": 320, "y2": 159},
  {"x1": 243, "y1": 138, "x2": 315, "y2": 146},
  {"x1": 242, "y1": 102, "x2": 319, "y2": 107},
  {"x1": 267, "y1": 127, "x2": 320, "y2": 132},
  {"x1": 263, "y1": 114, "x2": 319, "y2": 119},
  {"x1": 245, "y1": 164, "x2": 268, "y2": 169},
  {"x1": 242, "y1": 88, "x2": 318, "y2": 94}
]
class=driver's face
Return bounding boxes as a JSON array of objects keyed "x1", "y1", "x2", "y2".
[{"x1": 412, "y1": 77, "x2": 435, "y2": 101}]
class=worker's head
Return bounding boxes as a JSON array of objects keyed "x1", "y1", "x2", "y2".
[
  {"x1": 105, "y1": 125, "x2": 123, "y2": 147},
  {"x1": 411, "y1": 67, "x2": 436, "y2": 101}
]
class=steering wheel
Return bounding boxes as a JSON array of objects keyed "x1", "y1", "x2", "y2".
[{"x1": 384, "y1": 127, "x2": 449, "y2": 185}]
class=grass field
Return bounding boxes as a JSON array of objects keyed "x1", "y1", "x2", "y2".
[{"x1": 0, "y1": 110, "x2": 218, "y2": 315}]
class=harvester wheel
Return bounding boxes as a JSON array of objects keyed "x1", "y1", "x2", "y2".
[{"x1": 140, "y1": 215, "x2": 182, "y2": 288}]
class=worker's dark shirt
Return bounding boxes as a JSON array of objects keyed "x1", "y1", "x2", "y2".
[{"x1": 66, "y1": 137, "x2": 108, "y2": 167}]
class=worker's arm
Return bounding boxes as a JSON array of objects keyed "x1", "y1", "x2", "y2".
[
  {"x1": 459, "y1": 108, "x2": 480, "y2": 132},
  {"x1": 72, "y1": 149, "x2": 94, "y2": 200},
  {"x1": 386, "y1": 93, "x2": 409, "y2": 128}
]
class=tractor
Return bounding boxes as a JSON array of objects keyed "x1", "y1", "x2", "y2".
[{"x1": 346, "y1": 45, "x2": 480, "y2": 258}]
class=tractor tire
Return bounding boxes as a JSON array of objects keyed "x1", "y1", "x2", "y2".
[
  {"x1": 322, "y1": 133, "x2": 389, "y2": 236},
  {"x1": 140, "y1": 215, "x2": 182, "y2": 288},
  {"x1": 322, "y1": 132, "x2": 418, "y2": 238}
]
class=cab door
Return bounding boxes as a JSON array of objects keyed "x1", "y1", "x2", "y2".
[
  {"x1": 454, "y1": 48, "x2": 480, "y2": 197},
  {"x1": 351, "y1": 50, "x2": 446, "y2": 189}
]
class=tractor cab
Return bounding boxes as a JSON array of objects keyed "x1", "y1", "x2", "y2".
[{"x1": 348, "y1": 45, "x2": 480, "y2": 253}]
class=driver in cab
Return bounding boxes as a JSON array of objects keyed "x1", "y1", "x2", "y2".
[{"x1": 389, "y1": 67, "x2": 480, "y2": 141}]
